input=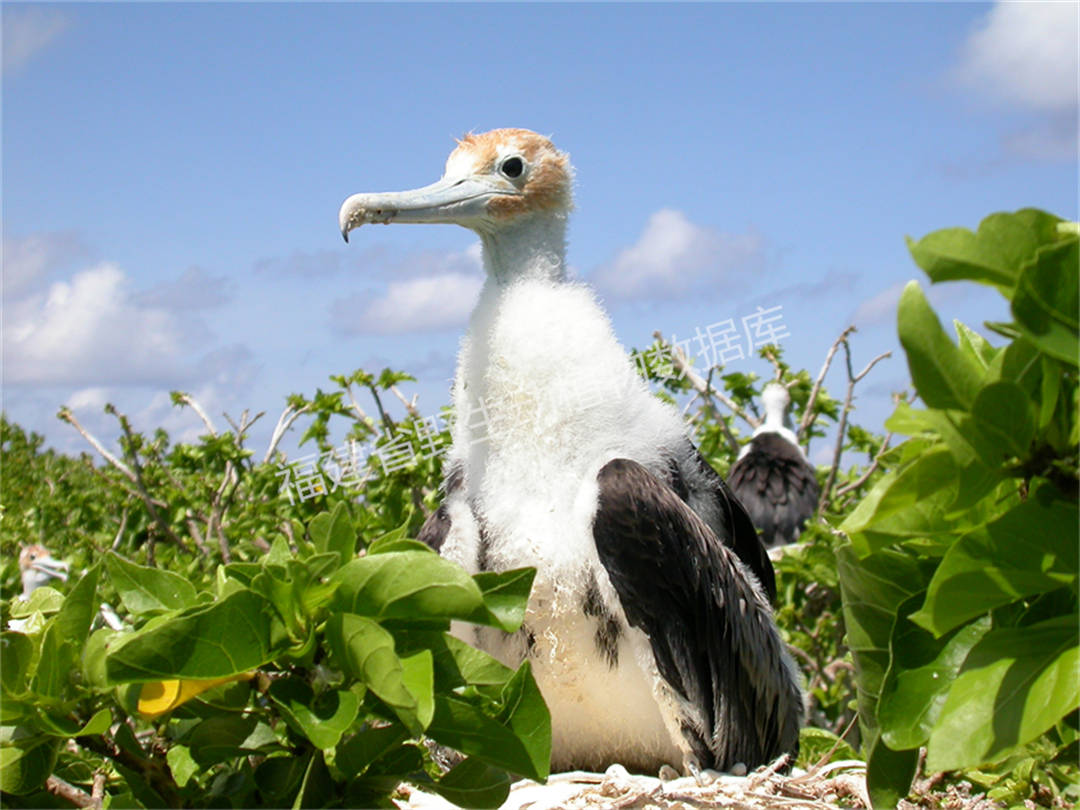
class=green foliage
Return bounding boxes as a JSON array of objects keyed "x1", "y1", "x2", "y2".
[
  {"x1": 839, "y1": 209, "x2": 1079, "y2": 806},
  {"x1": 2, "y1": 502, "x2": 547, "y2": 807}
]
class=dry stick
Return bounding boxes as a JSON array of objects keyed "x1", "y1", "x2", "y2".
[
  {"x1": 799, "y1": 325, "x2": 856, "y2": 443},
  {"x1": 390, "y1": 384, "x2": 422, "y2": 418},
  {"x1": 263, "y1": 403, "x2": 312, "y2": 463},
  {"x1": 175, "y1": 392, "x2": 216, "y2": 435},
  {"x1": 91, "y1": 772, "x2": 106, "y2": 810},
  {"x1": 818, "y1": 346, "x2": 892, "y2": 513},
  {"x1": 111, "y1": 507, "x2": 129, "y2": 551},
  {"x1": 45, "y1": 775, "x2": 94, "y2": 808},
  {"x1": 660, "y1": 331, "x2": 759, "y2": 432},
  {"x1": 58, "y1": 408, "x2": 136, "y2": 482},
  {"x1": 833, "y1": 432, "x2": 894, "y2": 500},
  {"x1": 110, "y1": 408, "x2": 188, "y2": 552}
]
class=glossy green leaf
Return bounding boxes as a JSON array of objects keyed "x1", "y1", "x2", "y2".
[
  {"x1": 906, "y1": 208, "x2": 1064, "y2": 291},
  {"x1": 1011, "y1": 238, "x2": 1079, "y2": 366},
  {"x1": 427, "y1": 661, "x2": 550, "y2": 781},
  {"x1": 866, "y1": 735, "x2": 919, "y2": 810},
  {"x1": 166, "y1": 745, "x2": 198, "y2": 788},
  {"x1": 473, "y1": 568, "x2": 536, "y2": 633},
  {"x1": 879, "y1": 597, "x2": 991, "y2": 750},
  {"x1": 911, "y1": 493, "x2": 1079, "y2": 636},
  {"x1": 0, "y1": 633, "x2": 35, "y2": 697},
  {"x1": 0, "y1": 728, "x2": 59, "y2": 795},
  {"x1": 308, "y1": 501, "x2": 356, "y2": 567},
  {"x1": 187, "y1": 714, "x2": 259, "y2": 767},
  {"x1": 35, "y1": 707, "x2": 112, "y2": 738},
  {"x1": 970, "y1": 381, "x2": 1036, "y2": 461},
  {"x1": 105, "y1": 552, "x2": 198, "y2": 614},
  {"x1": 429, "y1": 756, "x2": 512, "y2": 809},
  {"x1": 954, "y1": 320, "x2": 1001, "y2": 370},
  {"x1": 926, "y1": 617, "x2": 1080, "y2": 772},
  {"x1": 255, "y1": 754, "x2": 308, "y2": 803},
  {"x1": 7, "y1": 587, "x2": 64, "y2": 618},
  {"x1": 336, "y1": 726, "x2": 408, "y2": 777},
  {"x1": 106, "y1": 589, "x2": 287, "y2": 682},
  {"x1": 325, "y1": 612, "x2": 427, "y2": 735},
  {"x1": 399, "y1": 650, "x2": 434, "y2": 731},
  {"x1": 330, "y1": 551, "x2": 487, "y2": 622},
  {"x1": 269, "y1": 678, "x2": 360, "y2": 750},
  {"x1": 897, "y1": 281, "x2": 984, "y2": 410}
]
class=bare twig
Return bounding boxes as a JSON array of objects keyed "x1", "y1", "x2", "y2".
[
  {"x1": 45, "y1": 775, "x2": 94, "y2": 808},
  {"x1": 109, "y1": 408, "x2": 187, "y2": 551},
  {"x1": 75, "y1": 734, "x2": 181, "y2": 809},
  {"x1": 264, "y1": 403, "x2": 312, "y2": 464},
  {"x1": 390, "y1": 384, "x2": 422, "y2": 418},
  {"x1": 111, "y1": 507, "x2": 129, "y2": 551},
  {"x1": 58, "y1": 408, "x2": 136, "y2": 482},
  {"x1": 91, "y1": 771, "x2": 106, "y2": 810},
  {"x1": 174, "y1": 392, "x2": 216, "y2": 436},
  {"x1": 659, "y1": 330, "x2": 759, "y2": 432},
  {"x1": 799, "y1": 325, "x2": 856, "y2": 442},
  {"x1": 834, "y1": 432, "x2": 894, "y2": 499},
  {"x1": 818, "y1": 347, "x2": 892, "y2": 513}
]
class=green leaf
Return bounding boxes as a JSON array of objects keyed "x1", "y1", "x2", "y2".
[
  {"x1": 879, "y1": 598, "x2": 992, "y2": 750},
  {"x1": 394, "y1": 630, "x2": 515, "y2": 692},
  {"x1": 911, "y1": 492, "x2": 1079, "y2": 636},
  {"x1": 427, "y1": 661, "x2": 551, "y2": 781},
  {"x1": 429, "y1": 756, "x2": 512, "y2": 809},
  {"x1": 35, "y1": 707, "x2": 112, "y2": 738},
  {"x1": 8, "y1": 586, "x2": 65, "y2": 618},
  {"x1": 186, "y1": 714, "x2": 259, "y2": 767},
  {"x1": 926, "y1": 616, "x2": 1080, "y2": 772},
  {"x1": 1011, "y1": 238, "x2": 1079, "y2": 366},
  {"x1": 166, "y1": 745, "x2": 199, "y2": 788},
  {"x1": 865, "y1": 735, "x2": 919, "y2": 810},
  {"x1": 897, "y1": 281, "x2": 984, "y2": 411},
  {"x1": 954, "y1": 320, "x2": 1001, "y2": 370},
  {"x1": 106, "y1": 589, "x2": 287, "y2": 682},
  {"x1": 0, "y1": 728, "x2": 59, "y2": 795},
  {"x1": 330, "y1": 552, "x2": 487, "y2": 623},
  {"x1": 325, "y1": 613, "x2": 427, "y2": 735},
  {"x1": 105, "y1": 552, "x2": 198, "y2": 614},
  {"x1": 336, "y1": 726, "x2": 408, "y2": 777},
  {"x1": 970, "y1": 381, "x2": 1036, "y2": 461},
  {"x1": 308, "y1": 502, "x2": 357, "y2": 567},
  {"x1": 0, "y1": 633, "x2": 35, "y2": 697},
  {"x1": 269, "y1": 678, "x2": 360, "y2": 750},
  {"x1": 906, "y1": 208, "x2": 1064, "y2": 291},
  {"x1": 255, "y1": 754, "x2": 309, "y2": 803},
  {"x1": 399, "y1": 650, "x2": 434, "y2": 731},
  {"x1": 473, "y1": 568, "x2": 536, "y2": 633}
]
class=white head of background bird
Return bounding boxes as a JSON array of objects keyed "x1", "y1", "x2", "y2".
[
  {"x1": 18, "y1": 544, "x2": 70, "y2": 598},
  {"x1": 339, "y1": 129, "x2": 574, "y2": 282}
]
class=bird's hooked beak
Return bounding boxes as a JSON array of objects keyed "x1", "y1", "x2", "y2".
[
  {"x1": 339, "y1": 174, "x2": 516, "y2": 242},
  {"x1": 31, "y1": 554, "x2": 70, "y2": 583}
]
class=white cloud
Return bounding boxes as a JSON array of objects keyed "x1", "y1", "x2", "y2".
[
  {"x1": 5, "y1": 263, "x2": 195, "y2": 385},
  {"x1": 331, "y1": 243, "x2": 484, "y2": 335},
  {"x1": 135, "y1": 266, "x2": 233, "y2": 310},
  {"x1": 3, "y1": 7, "x2": 69, "y2": 74},
  {"x1": 592, "y1": 209, "x2": 768, "y2": 300},
  {"x1": 953, "y1": 1, "x2": 1079, "y2": 112},
  {"x1": 334, "y1": 272, "x2": 483, "y2": 335}
]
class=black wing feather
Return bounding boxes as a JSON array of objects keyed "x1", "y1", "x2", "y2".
[
  {"x1": 593, "y1": 458, "x2": 802, "y2": 772},
  {"x1": 728, "y1": 433, "x2": 820, "y2": 547}
]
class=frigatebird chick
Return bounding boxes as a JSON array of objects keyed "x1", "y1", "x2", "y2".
[{"x1": 339, "y1": 129, "x2": 803, "y2": 776}]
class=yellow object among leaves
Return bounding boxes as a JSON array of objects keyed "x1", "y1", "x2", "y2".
[{"x1": 138, "y1": 672, "x2": 255, "y2": 718}]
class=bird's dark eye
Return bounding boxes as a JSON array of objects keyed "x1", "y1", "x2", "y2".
[{"x1": 500, "y1": 157, "x2": 524, "y2": 179}]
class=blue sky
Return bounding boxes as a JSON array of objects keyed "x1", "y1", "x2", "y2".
[{"x1": 3, "y1": 2, "x2": 1077, "y2": 467}]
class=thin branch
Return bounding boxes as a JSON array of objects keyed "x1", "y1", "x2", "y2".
[
  {"x1": 390, "y1": 384, "x2": 422, "y2": 418},
  {"x1": 263, "y1": 403, "x2": 311, "y2": 464},
  {"x1": 75, "y1": 734, "x2": 181, "y2": 809},
  {"x1": 58, "y1": 408, "x2": 136, "y2": 482},
  {"x1": 818, "y1": 347, "x2": 892, "y2": 513},
  {"x1": 45, "y1": 775, "x2": 94, "y2": 808},
  {"x1": 111, "y1": 508, "x2": 129, "y2": 551},
  {"x1": 659, "y1": 331, "x2": 759, "y2": 431},
  {"x1": 834, "y1": 432, "x2": 894, "y2": 499},
  {"x1": 366, "y1": 384, "x2": 397, "y2": 436},
  {"x1": 111, "y1": 408, "x2": 187, "y2": 551},
  {"x1": 91, "y1": 772, "x2": 106, "y2": 810},
  {"x1": 343, "y1": 385, "x2": 374, "y2": 426},
  {"x1": 799, "y1": 325, "x2": 856, "y2": 442},
  {"x1": 174, "y1": 392, "x2": 216, "y2": 436}
]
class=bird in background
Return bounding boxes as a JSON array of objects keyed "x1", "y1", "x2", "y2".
[
  {"x1": 728, "y1": 382, "x2": 821, "y2": 551},
  {"x1": 18, "y1": 544, "x2": 69, "y2": 599},
  {"x1": 339, "y1": 129, "x2": 803, "y2": 777}
]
